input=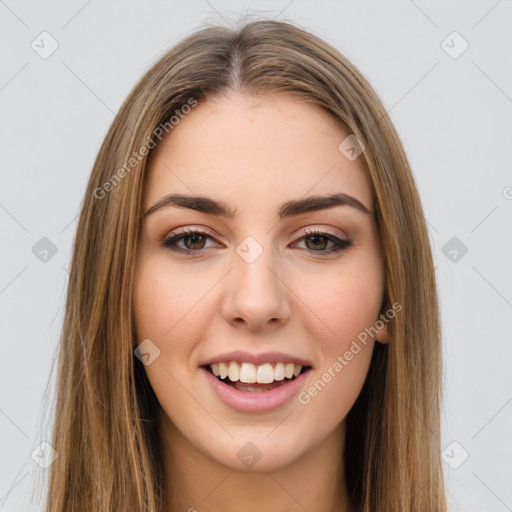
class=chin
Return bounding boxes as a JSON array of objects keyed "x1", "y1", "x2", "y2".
[{"x1": 202, "y1": 429, "x2": 313, "y2": 473}]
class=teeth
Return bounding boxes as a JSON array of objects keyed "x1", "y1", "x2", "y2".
[
  {"x1": 218, "y1": 361, "x2": 228, "y2": 379},
  {"x1": 256, "y1": 363, "x2": 274, "y2": 384},
  {"x1": 227, "y1": 361, "x2": 240, "y2": 382},
  {"x1": 240, "y1": 362, "x2": 256, "y2": 383},
  {"x1": 285, "y1": 363, "x2": 295, "y2": 379},
  {"x1": 274, "y1": 362, "x2": 285, "y2": 381},
  {"x1": 210, "y1": 361, "x2": 304, "y2": 383}
]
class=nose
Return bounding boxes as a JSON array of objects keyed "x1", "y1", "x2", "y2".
[{"x1": 221, "y1": 244, "x2": 291, "y2": 331}]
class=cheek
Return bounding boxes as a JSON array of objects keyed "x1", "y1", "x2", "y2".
[
  {"x1": 299, "y1": 341, "x2": 373, "y2": 432},
  {"x1": 132, "y1": 261, "x2": 207, "y2": 414},
  {"x1": 297, "y1": 270, "x2": 380, "y2": 420},
  {"x1": 133, "y1": 258, "x2": 211, "y2": 341},
  {"x1": 293, "y1": 257, "x2": 383, "y2": 418},
  {"x1": 297, "y1": 261, "x2": 384, "y2": 346}
]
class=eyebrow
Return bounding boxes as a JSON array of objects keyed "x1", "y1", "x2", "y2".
[{"x1": 143, "y1": 192, "x2": 370, "y2": 219}]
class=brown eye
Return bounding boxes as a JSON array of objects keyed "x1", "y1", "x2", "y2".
[
  {"x1": 182, "y1": 234, "x2": 207, "y2": 250},
  {"x1": 294, "y1": 229, "x2": 353, "y2": 255},
  {"x1": 162, "y1": 228, "x2": 352, "y2": 256},
  {"x1": 162, "y1": 229, "x2": 219, "y2": 254},
  {"x1": 304, "y1": 235, "x2": 330, "y2": 251}
]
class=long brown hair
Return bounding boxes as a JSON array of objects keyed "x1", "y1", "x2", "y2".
[{"x1": 43, "y1": 18, "x2": 447, "y2": 511}]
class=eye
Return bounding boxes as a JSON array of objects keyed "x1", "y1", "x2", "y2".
[
  {"x1": 161, "y1": 227, "x2": 353, "y2": 256},
  {"x1": 293, "y1": 228, "x2": 353, "y2": 254},
  {"x1": 162, "y1": 227, "x2": 220, "y2": 255}
]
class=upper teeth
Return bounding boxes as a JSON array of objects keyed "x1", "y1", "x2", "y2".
[{"x1": 210, "y1": 361, "x2": 303, "y2": 383}]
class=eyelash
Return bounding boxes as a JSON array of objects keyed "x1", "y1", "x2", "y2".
[{"x1": 161, "y1": 227, "x2": 353, "y2": 256}]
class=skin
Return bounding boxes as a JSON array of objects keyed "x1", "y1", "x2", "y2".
[{"x1": 132, "y1": 91, "x2": 390, "y2": 512}]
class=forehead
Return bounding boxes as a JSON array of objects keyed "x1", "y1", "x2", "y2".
[{"x1": 144, "y1": 92, "x2": 373, "y2": 214}]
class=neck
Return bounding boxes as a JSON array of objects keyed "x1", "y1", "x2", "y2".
[{"x1": 159, "y1": 411, "x2": 351, "y2": 512}]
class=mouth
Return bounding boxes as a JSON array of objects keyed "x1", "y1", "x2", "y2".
[{"x1": 201, "y1": 361, "x2": 313, "y2": 393}]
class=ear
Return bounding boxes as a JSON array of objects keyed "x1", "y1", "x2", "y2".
[{"x1": 374, "y1": 313, "x2": 392, "y2": 345}]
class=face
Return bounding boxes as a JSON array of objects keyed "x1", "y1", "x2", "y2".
[{"x1": 132, "y1": 91, "x2": 390, "y2": 472}]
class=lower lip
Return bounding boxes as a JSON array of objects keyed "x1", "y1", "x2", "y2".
[{"x1": 201, "y1": 367, "x2": 311, "y2": 413}]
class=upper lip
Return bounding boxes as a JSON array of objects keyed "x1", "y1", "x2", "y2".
[{"x1": 199, "y1": 350, "x2": 313, "y2": 368}]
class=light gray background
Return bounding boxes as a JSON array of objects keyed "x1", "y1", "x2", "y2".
[{"x1": 1, "y1": 1, "x2": 511, "y2": 511}]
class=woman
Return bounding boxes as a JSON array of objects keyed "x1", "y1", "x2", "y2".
[{"x1": 44, "y1": 19, "x2": 448, "y2": 511}]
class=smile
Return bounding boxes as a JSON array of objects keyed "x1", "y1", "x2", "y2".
[
  {"x1": 208, "y1": 361, "x2": 307, "y2": 388},
  {"x1": 200, "y1": 361, "x2": 313, "y2": 413}
]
